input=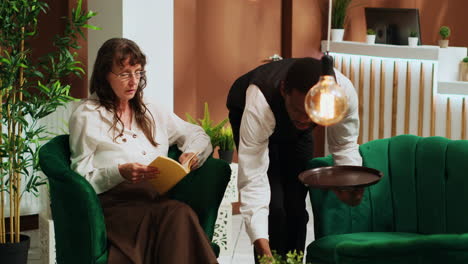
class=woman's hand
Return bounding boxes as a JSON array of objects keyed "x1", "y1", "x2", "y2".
[
  {"x1": 118, "y1": 163, "x2": 159, "y2": 183},
  {"x1": 179, "y1": 152, "x2": 199, "y2": 170}
]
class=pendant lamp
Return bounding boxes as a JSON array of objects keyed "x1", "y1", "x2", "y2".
[{"x1": 304, "y1": 0, "x2": 349, "y2": 126}]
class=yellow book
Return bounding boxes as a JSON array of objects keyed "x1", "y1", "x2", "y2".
[{"x1": 147, "y1": 152, "x2": 198, "y2": 194}]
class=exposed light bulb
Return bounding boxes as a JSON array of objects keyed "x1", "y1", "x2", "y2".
[{"x1": 304, "y1": 75, "x2": 348, "y2": 126}]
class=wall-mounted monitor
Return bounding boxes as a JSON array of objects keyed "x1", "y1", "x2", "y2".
[{"x1": 365, "y1": 8, "x2": 421, "y2": 45}]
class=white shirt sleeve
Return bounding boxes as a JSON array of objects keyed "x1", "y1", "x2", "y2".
[
  {"x1": 237, "y1": 85, "x2": 275, "y2": 243},
  {"x1": 69, "y1": 104, "x2": 124, "y2": 194},
  {"x1": 165, "y1": 109, "x2": 213, "y2": 167},
  {"x1": 327, "y1": 70, "x2": 363, "y2": 166}
]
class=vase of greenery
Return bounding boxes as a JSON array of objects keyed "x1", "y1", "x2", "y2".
[
  {"x1": 408, "y1": 31, "x2": 419, "y2": 47},
  {"x1": 438, "y1": 26, "x2": 450, "y2": 48},
  {"x1": 331, "y1": 0, "x2": 352, "y2": 42},
  {"x1": 366, "y1": 28, "x2": 376, "y2": 44},
  {"x1": 0, "y1": 0, "x2": 97, "y2": 262},
  {"x1": 186, "y1": 102, "x2": 228, "y2": 153},
  {"x1": 217, "y1": 125, "x2": 235, "y2": 164}
]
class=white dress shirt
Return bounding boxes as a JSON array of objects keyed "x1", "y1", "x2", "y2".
[
  {"x1": 237, "y1": 70, "x2": 362, "y2": 243},
  {"x1": 69, "y1": 94, "x2": 212, "y2": 194}
]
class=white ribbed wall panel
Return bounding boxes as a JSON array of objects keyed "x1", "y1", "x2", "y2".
[{"x1": 325, "y1": 53, "x2": 468, "y2": 154}]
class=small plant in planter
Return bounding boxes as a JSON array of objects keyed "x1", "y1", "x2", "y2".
[
  {"x1": 408, "y1": 31, "x2": 419, "y2": 47},
  {"x1": 185, "y1": 102, "x2": 228, "y2": 151},
  {"x1": 460, "y1": 56, "x2": 468, "y2": 82},
  {"x1": 331, "y1": 0, "x2": 352, "y2": 41},
  {"x1": 439, "y1": 26, "x2": 451, "y2": 48},
  {"x1": 366, "y1": 28, "x2": 376, "y2": 44},
  {"x1": 217, "y1": 125, "x2": 235, "y2": 163},
  {"x1": 409, "y1": 31, "x2": 418, "y2": 38},
  {"x1": 366, "y1": 28, "x2": 376, "y2": 35}
]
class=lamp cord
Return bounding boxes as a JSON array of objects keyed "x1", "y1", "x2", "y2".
[{"x1": 326, "y1": 0, "x2": 332, "y2": 54}]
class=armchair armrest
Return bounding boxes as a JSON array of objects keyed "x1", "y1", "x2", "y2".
[
  {"x1": 39, "y1": 135, "x2": 108, "y2": 264},
  {"x1": 168, "y1": 156, "x2": 231, "y2": 240}
]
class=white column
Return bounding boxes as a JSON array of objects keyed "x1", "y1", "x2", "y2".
[{"x1": 88, "y1": 0, "x2": 174, "y2": 110}]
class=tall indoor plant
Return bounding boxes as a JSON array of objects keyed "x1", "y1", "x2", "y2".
[{"x1": 0, "y1": 0, "x2": 97, "y2": 259}]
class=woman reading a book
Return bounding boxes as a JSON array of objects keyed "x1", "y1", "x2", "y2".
[{"x1": 68, "y1": 38, "x2": 217, "y2": 264}]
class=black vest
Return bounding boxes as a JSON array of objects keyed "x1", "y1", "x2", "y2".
[{"x1": 227, "y1": 58, "x2": 315, "y2": 149}]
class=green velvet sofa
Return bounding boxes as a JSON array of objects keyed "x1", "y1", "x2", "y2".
[
  {"x1": 39, "y1": 135, "x2": 231, "y2": 264},
  {"x1": 306, "y1": 134, "x2": 468, "y2": 264}
]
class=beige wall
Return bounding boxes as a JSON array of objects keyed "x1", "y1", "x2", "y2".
[
  {"x1": 174, "y1": 0, "x2": 282, "y2": 121},
  {"x1": 175, "y1": 0, "x2": 468, "y2": 122}
]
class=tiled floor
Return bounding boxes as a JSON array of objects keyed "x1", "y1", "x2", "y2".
[{"x1": 218, "y1": 194, "x2": 315, "y2": 264}]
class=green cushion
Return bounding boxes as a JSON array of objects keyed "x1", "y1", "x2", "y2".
[
  {"x1": 308, "y1": 232, "x2": 468, "y2": 264},
  {"x1": 39, "y1": 135, "x2": 230, "y2": 263},
  {"x1": 306, "y1": 135, "x2": 468, "y2": 264}
]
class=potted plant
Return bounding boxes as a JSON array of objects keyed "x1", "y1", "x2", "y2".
[
  {"x1": 258, "y1": 250, "x2": 312, "y2": 264},
  {"x1": 186, "y1": 102, "x2": 228, "y2": 152},
  {"x1": 439, "y1": 26, "x2": 451, "y2": 48},
  {"x1": 0, "y1": 0, "x2": 97, "y2": 263},
  {"x1": 460, "y1": 57, "x2": 468, "y2": 82},
  {"x1": 366, "y1": 28, "x2": 376, "y2": 44},
  {"x1": 331, "y1": 0, "x2": 352, "y2": 41},
  {"x1": 408, "y1": 31, "x2": 419, "y2": 47},
  {"x1": 217, "y1": 125, "x2": 235, "y2": 164}
]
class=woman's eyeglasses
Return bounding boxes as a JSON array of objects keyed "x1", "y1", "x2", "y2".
[{"x1": 111, "y1": 70, "x2": 146, "y2": 81}]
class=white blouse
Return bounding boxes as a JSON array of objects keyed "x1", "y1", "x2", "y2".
[
  {"x1": 237, "y1": 70, "x2": 362, "y2": 243},
  {"x1": 69, "y1": 95, "x2": 212, "y2": 194}
]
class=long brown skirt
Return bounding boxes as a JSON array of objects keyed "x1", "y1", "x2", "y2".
[{"x1": 98, "y1": 181, "x2": 218, "y2": 264}]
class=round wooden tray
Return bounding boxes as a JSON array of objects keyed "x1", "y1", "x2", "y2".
[{"x1": 298, "y1": 166, "x2": 383, "y2": 189}]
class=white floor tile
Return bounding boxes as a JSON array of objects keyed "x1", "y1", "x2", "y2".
[{"x1": 218, "y1": 193, "x2": 315, "y2": 264}]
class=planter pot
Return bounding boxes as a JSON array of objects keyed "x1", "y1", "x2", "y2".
[
  {"x1": 218, "y1": 150, "x2": 233, "y2": 164},
  {"x1": 331, "y1": 29, "x2": 344, "y2": 42},
  {"x1": 439, "y1": 39, "x2": 449, "y2": 48},
  {"x1": 460, "y1": 62, "x2": 468, "y2": 81},
  {"x1": 408, "y1": 37, "x2": 418, "y2": 47},
  {"x1": 366, "y1": 35, "x2": 376, "y2": 44},
  {"x1": 0, "y1": 234, "x2": 30, "y2": 264}
]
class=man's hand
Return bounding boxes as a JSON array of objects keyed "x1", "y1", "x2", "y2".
[
  {"x1": 254, "y1": 238, "x2": 272, "y2": 259},
  {"x1": 332, "y1": 187, "x2": 364, "y2": 207}
]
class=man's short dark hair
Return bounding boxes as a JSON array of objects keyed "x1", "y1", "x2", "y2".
[{"x1": 283, "y1": 57, "x2": 336, "y2": 94}]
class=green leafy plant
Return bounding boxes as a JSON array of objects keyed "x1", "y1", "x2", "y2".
[
  {"x1": 366, "y1": 28, "x2": 376, "y2": 35},
  {"x1": 258, "y1": 250, "x2": 313, "y2": 264},
  {"x1": 463, "y1": 57, "x2": 468, "y2": 63},
  {"x1": 331, "y1": 0, "x2": 352, "y2": 29},
  {"x1": 185, "y1": 102, "x2": 228, "y2": 149},
  {"x1": 439, "y1": 26, "x2": 451, "y2": 39},
  {"x1": 409, "y1": 31, "x2": 418, "y2": 38},
  {"x1": 218, "y1": 125, "x2": 235, "y2": 151},
  {"x1": 0, "y1": 0, "x2": 98, "y2": 244}
]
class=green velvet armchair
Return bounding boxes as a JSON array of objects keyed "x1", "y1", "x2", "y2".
[
  {"x1": 306, "y1": 134, "x2": 468, "y2": 264},
  {"x1": 38, "y1": 135, "x2": 231, "y2": 264}
]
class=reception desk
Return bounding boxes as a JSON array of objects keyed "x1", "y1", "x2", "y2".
[{"x1": 322, "y1": 41, "x2": 468, "y2": 144}]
